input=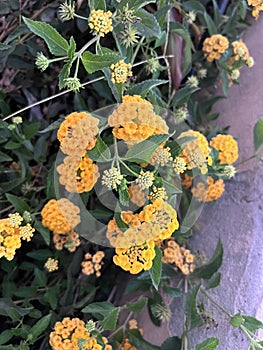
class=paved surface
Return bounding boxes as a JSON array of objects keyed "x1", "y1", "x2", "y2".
[{"x1": 139, "y1": 15, "x2": 263, "y2": 349}]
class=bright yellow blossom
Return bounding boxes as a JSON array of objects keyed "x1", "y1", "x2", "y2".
[{"x1": 88, "y1": 9, "x2": 113, "y2": 36}]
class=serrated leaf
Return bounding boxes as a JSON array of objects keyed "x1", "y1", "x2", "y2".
[
  {"x1": 161, "y1": 336, "x2": 181, "y2": 350},
  {"x1": 243, "y1": 316, "x2": 263, "y2": 331},
  {"x1": 28, "y1": 314, "x2": 51, "y2": 343},
  {"x1": 126, "y1": 80, "x2": 168, "y2": 97},
  {"x1": 183, "y1": 1, "x2": 206, "y2": 12},
  {"x1": 68, "y1": 36, "x2": 76, "y2": 60},
  {"x1": 81, "y1": 51, "x2": 121, "y2": 74},
  {"x1": 89, "y1": 0, "x2": 106, "y2": 10},
  {"x1": 172, "y1": 85, "x2": 199, "y2": 107},
  {"x1": 23, "y1": 17, "x2": 69, "y2": 56},
  {"x1": 135, "y1": 9, "x2": 161, "y2": 38},
  {"x1": 149, "y1": 246, "x2": 162, "y2": 290},
  {"x1": 34, "y1": 220, "x2": 50, "y2": 245},
  {"x1": 124, "y1": 134, "x2": 169, "y2": 163},
  {"x1": 184, "y1": 283, "x2": 203, "y2": 330},
  {"x1": 254, "y1": 119, "x2": 263, "y2": 152},
  {"x1": 34, "y1": 268, "x2": 47, "y2": 287},
  {"x1": 126, "y1": 297, "x2": 148, "y2": 313},
  {"x1": 117, "y1": 0, "x2": 156, "y2": 10},
  {"x1": 118, "y1": 186, "x2": 130, "y2": 206},
  {"x1": 101, "y1": 307, "x2": 120, "y2": 330},
  {"x1": 206, "y1": 272, "x2": 221, "y2": 290},
  {"x1": 192, "y1": 238, "x2": 223, "y2": 280},
  {"x1": 196, "y1": 338, "x2": 219, "y2": 350},
  {"x1": 58, "y1": 61, "x2": 73, "y2": 90},
  {"x1": 0, "y1": 330, "x2": 13, "y2": 345},
  {"x1": 82, "y1": 301, "x2": 116, "y2": 319},
  {"x1": 5, "y1": 193, "x2": 30, "y2": 213},
  {"x1": 162, "y1": 285, "x2": 182, "y2": 297},
  {"x1": 87, "y1": 135, "x2": 111, "y2": 162}
]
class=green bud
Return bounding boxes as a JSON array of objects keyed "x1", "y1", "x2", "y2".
[
  {"x1": 23, "y1": 211, "x2": 32, "y2": 223},
  {"x1": 230, "y1": 313, "x2": 245, "y2": 328},
  {"x1": 8, "y1": 124, "x2": 16, "y2": 131}
]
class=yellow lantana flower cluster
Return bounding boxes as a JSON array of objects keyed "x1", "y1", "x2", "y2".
[
  {"x1": 247, "y1": 0, "x2": 263, "y2": 19},
  {"x1": 202, "y1": 34, "x2": 229, "y2": 62},
  {"x1": 49, "y1": 317, "x2": 112, "y2": 350},
  {"x1": 88, "y1": 9, "x2": 113, "y2": 37},
  {"x1": 57, "y1": 112, "x2": 100, "y2": 193},
  {"x1": 179, "y1": 130, "x2": 211, "y2": 171},
  {"x1": 81, "y1": 251, "x2": 105, "y2": 277},
  {"x1": 150, "y1": 146, "x2": 172, "y2": 166},
  {"x1": 228, "y1": 40, "x2": 254, "y2": 68},
  {"x1": 57, "y1": 154, "x2": 99, "y2": 193},
  {"x1": 108, "y1": 199, "x2": 179, "y2": 274},
  {"x1": 41, "y1": 199, "x2": 81, "y2": 252},
  {"x1": 113, "y1": 240, "x2": 156, "y2": 274},
  {"x1": 0, "y1": 213, "x2": 35, "y2": 260},
  {"x1": 110, "y1": 60, "x2": 132, "y2": 84},
  {"x1": 57, "y1": 112, "x2": 99, "y2": 157},
  {"x1": 209, "y1": 134, "x2": 238, "y2": 164},
  {"x1": 162, "y1": 238, "x2": 195, "y2": 275},
  {"x1": 191, "y1": 176, "x2": 225, "y2": 202},
  {"x1": 108, "y1": 95, "x2": 169, "y2": 146}
]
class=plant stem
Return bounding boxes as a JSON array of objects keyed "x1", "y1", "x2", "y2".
[
  {"x1": 3, "y1": 77, "x2": 104, "y2": 121},
  {"x1": 235, "y1": 154, "x2": 256, "y2": 167},
  {"x1": 119, "y1": 159, "x2": 139, "y2": 177},
  {"x1": 200, "y1": 288, "x2": 232, "y2": 318},
  {"x1": 74, "y1": 13, "x2": 89, "y2": 21},
  {"x1": 130, "y1": 36, "x2": 145, "y2": 65},
  {"x1": 78, "y1": 35, "x2": 100, "y2": 56}
]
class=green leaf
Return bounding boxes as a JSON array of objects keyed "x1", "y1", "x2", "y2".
[
  {"x1": 203, "y1": 12, "x2": 217, "y2": 36},
  {"x1": 183, "y1": 1, "x2": 206, "y2": 12},
  {"x1": 81, "y1": 51, "x2": 121, "y2": 74},
  {"x1": 118, "y1": 186, "x2": 130, "y2": 207},
  {"x1": 220, "y1": 70, "x2": 230, "y2": 96},
  {"x1": 34, "y1": 268, "x2": 47, "y2": 287},
  {"x1": 126, "y1": 297, "x2": 148, "y2": 313},
  {"x1": 68, "y1": 36, "x2": 76, "y2": 60},
  {"x1": 117, "y1": 0, "x2": 156, "y2": 10},
  {"x1": 128, "y1": 329, "x2": 160, "y2": 350},
  {"x1": 101, "y1": 307, "x2": 120, "y2": 331},
  {"x1": 27, "y1": 314, "x2": 51, "y2": 343},
  {"x1": 161, "y1": 336, "x2": 181, "y2": 350},
  {"x1": 87, "y1": 135, "x2": 112, "y2": 162},
  {"x1": 254, "y1": 119, "x2": 263, "y2": 152},
  {"x1": 0, "y1": 299, "x2": 32, "y2": 318},
  {"x1": 102, "y1": 67, "x2": 122, "y2": 102},
  {"x1": 206, "y1": 272, "x2": 221, "y2": 290},
  {"x1": 196, "y1": 337, "x2": 219, "y2": 350},
  {"x1": 82, "y1": 301, "x2": 116, "y2": 319},
  {"x1": 34, "y1": 220, "x2": 50, "y2": 245},
  {"x1": 58, "y1": 61, "x2": 73, "y2": 90},
  {"x1": 23, "y1": 17, "x2": 69, "y2": 56},
  {"x1": 0, "y1": 330, "x2": 13, "y2": 345},
  {"x1": 126, "y1": 80, "x2": 168, "y2": 97},
  {"x1": 6, "y1": 307, "x2": 21, "y2": 322},
  {"x1": 23, "y1": 122, "x2": 40, "y2": 139},
  {"x1": 124, "y1": 134, "x2": 169, "y2": 163},
  {"x1": 89, "y1": 0, "x2": 106, "y2": 10},
  {"x1": 39, "y1": 117, "x2": 65, "y2": 134},
  {"x1": 192, "y1": 239, "x2": 223, "y2": 279},
  {"x1": 27, "y1": 249, "x2": 52, "y2": 261},
  {"x1": 5, "y1": 193, "x2": 30, "y2": 213},
  {"x1": 243, "y1": 316, "x2": 263, "y2": 331},
  {"x1": 184, "y1": 283, "x2": 203, "y2": 330},
  {"x1": 162, "y1": 285, "x2": 182, "y2": 297},
  {"x1": 172, "y1": 86, "x2": 199, "y2": 107},
  {"x1": 135, "y1": 9, "x2": 161, "y2": 38},
  {"x1": 212, "y1": 0, "x2": 221, "y2": 26},
  {"x1": 149, "y1": 246, "x2": 162, "y2": 290}
]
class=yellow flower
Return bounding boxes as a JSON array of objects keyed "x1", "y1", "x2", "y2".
[
  {"x1": 210, "y1": 134, "x2": 238, "y2": 164},
  {"x1": 247, "y1": 0, "x2": 263, "y2": 19},
  {"x1": 81, "y1": 251, "x2": 105, "y2": 277},
  {"x1": 88, "y1": 9, "x2": 113, "y2": 36},
  {"x1": 110, "y1": 60, "x2": 132, "y2": 84},
  {"x1": 150, "y1": 146, "x2": 172, "y2": 166},
  {"x1": 173, "y1": 157, "x2": 187, "y2": 174},
  {"x1": 108, "y1": 95, "x2": 169, "y2": 146},
  {"x1": 203, "y1": 34, "x2": 229, "y2": 62},
  {"x1": 20, "y1": 223, "x2": 35, "y2": 242},
  {"x1": 57, "y1": 154, "x2": 100, "y2": 193},
  {"x1": 191, "y1": 176, "x2": 225, "y2": 202},
  {"x1": 135, "y1": 170, "x2": 154, "y2": 190},
  {"x1": 179, "y1": 130, "x2": 210, "y2": 170},
  {"x1": 148, "y1": 186, "x2": 167, "y2": 202},
  {"x1": 49, "y1": 317, "x2": 107, "y2": 350},
  {"x1": 57, "y1": 111, "x2": 99, "y2": 157},
  {"x1": 128, "y1": 183, "x2": 147, "y2": 207},
  {"x1": 8, "y1": 213, "x2": 23, "y2": 228},
  {"x1": 45, "y1": 258, "x2": 59, "y2": 272},
  {"x1": 41, "y1": 198, "x2": 80, "y2": 234},
  {"x1": 113, "y1": 240, "x2": 155, "y2": 274}
]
